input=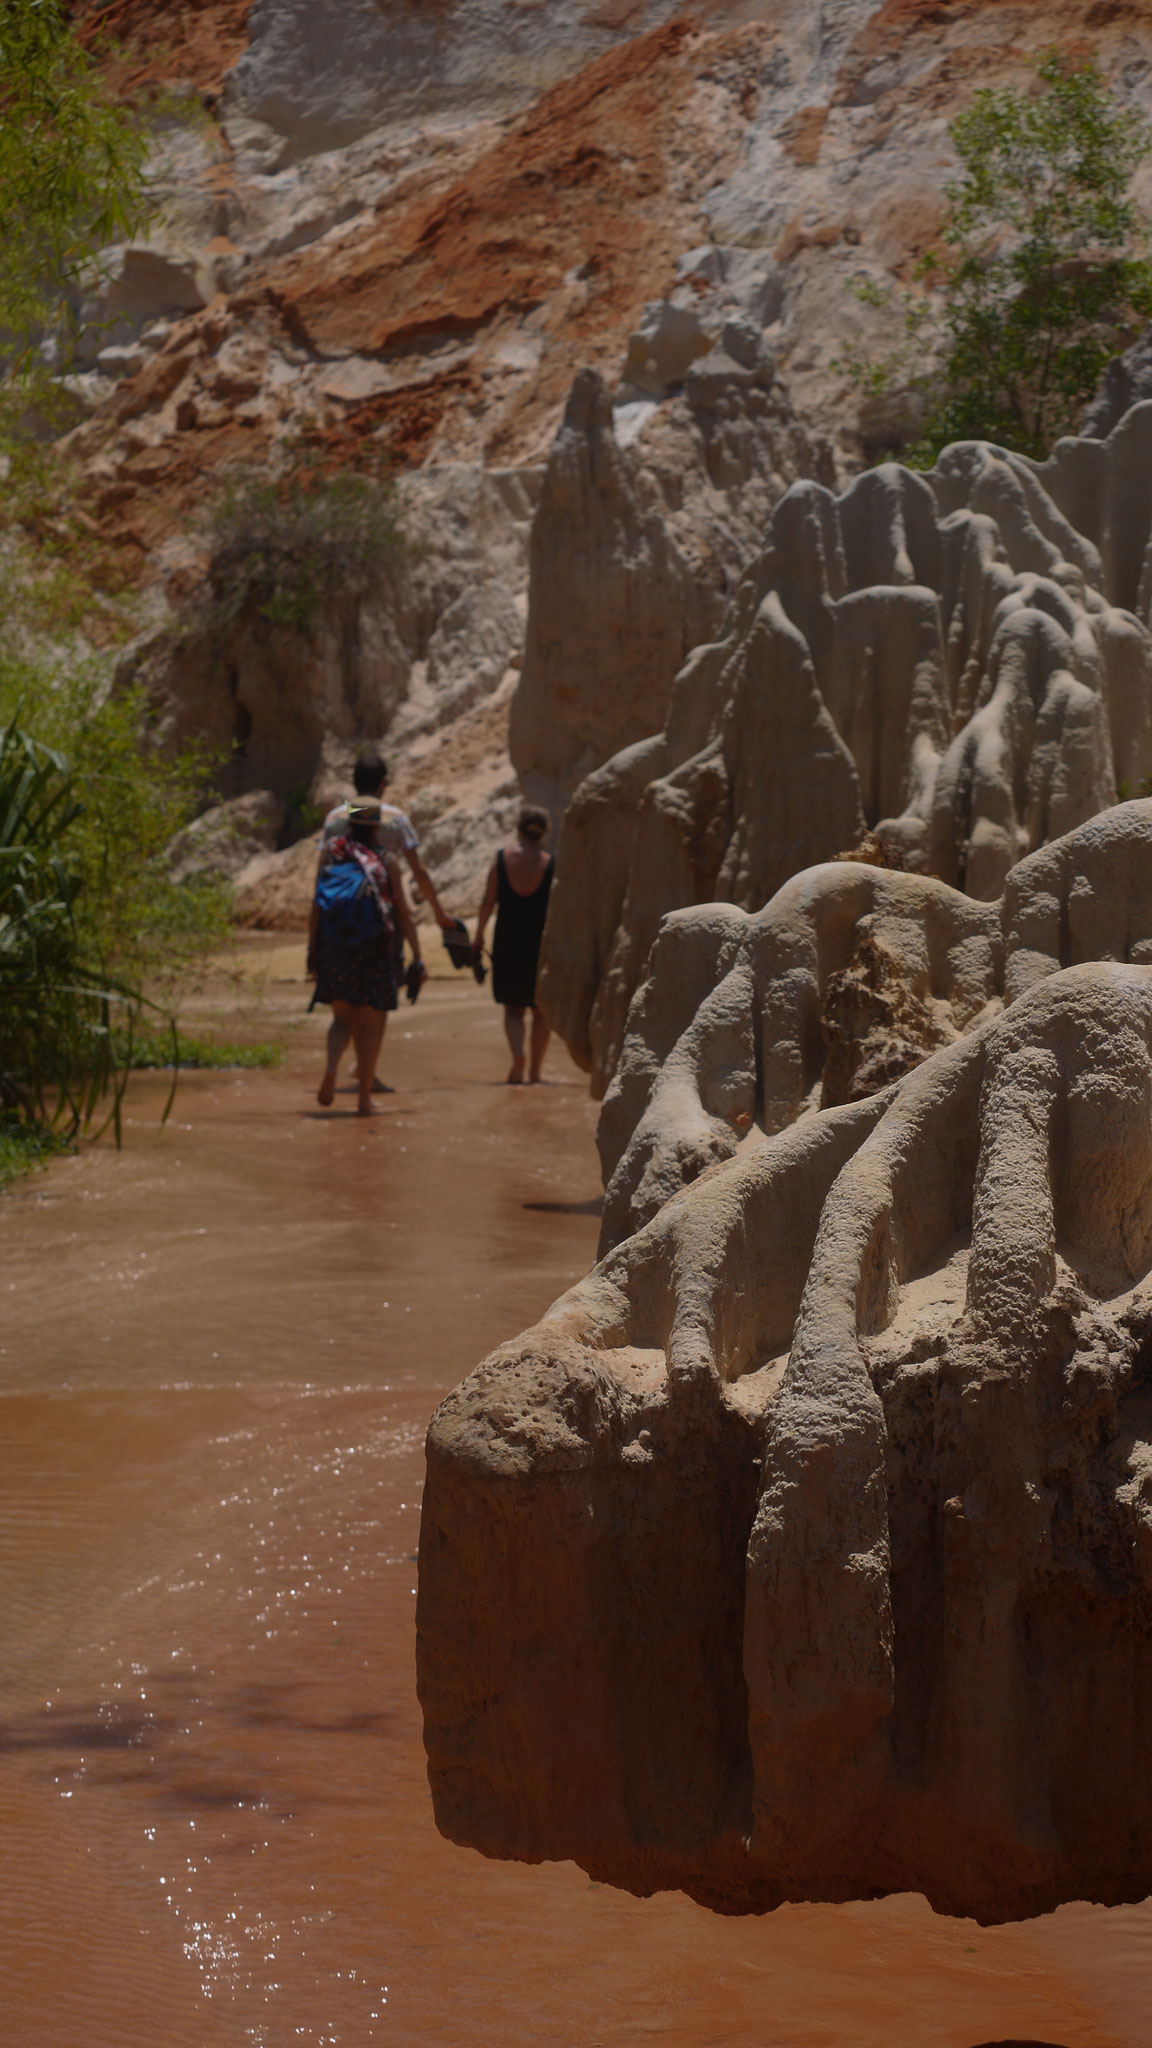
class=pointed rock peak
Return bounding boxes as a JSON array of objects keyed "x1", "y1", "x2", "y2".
[{"x1": 563, "y1": 366, "x2": 615, "y2": 435}]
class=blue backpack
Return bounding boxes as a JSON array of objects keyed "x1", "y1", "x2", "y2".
[{"x1": 315, "y1": 849, "x2": 393, "y2": 949}]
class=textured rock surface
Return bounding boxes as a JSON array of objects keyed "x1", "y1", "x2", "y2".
[
  {"x1": 165, "y1": 786, "x2": 284, "y2": 883},
  {"x1": 67, "y1": 0, "x2": 1152, "y2": 541},
  {"x1": 542, "y1": 416, "x2": 1152, "y2": 1092},
  {"x1": 511, "y1": 354, "x2": 834, "y2": 814},
  {"x1": 418, "y1": 803, "x2": 1152, "y2": 1924},
  {"x1": 598, "y1": 801, "x2": 1152, "y2": 1251}
]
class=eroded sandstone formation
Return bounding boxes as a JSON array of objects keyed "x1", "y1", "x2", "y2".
[
  {"x1": 541, "y1": 412, "x2": 1152, "y2": 1093},
  {"x1": 597, "y1": 802, "x2": 1152, "y2": 1252},
  {"x1": 510, "y1": 354, "x2": 834, "y2": 816},
  {"x1": 418, "y1": 802, "x2": 1152, "y2": 1924}
]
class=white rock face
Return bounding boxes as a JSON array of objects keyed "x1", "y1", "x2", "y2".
[
  {"x1": 227, "y1": 0, "x2": 701, "y2": 159},
  {"x1": 540, "y1": 409, "x2": 1152, "y2": 1093},
  {"x1": 58, "y1": 0, "x2": 1152, "y2": 935}
]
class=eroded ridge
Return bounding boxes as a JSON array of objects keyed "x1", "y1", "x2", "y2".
[
  {"x1": 598, "y1": 799, "x2": 1152, "y2": 1252},
  {"x1": 540, "y1": 411, "x2": 1152, "y2": 1095},
  {"x1": 418, "y1": 958, "x2": 1152, "y2": 1923}
]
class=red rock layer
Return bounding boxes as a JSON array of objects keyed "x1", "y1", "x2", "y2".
[
  {"x1": 62, "y1": 0, "x2": 1152, "y2": 567},
  {"x1": 71, "y1": 0, "x2": 252, "y2": 101}
]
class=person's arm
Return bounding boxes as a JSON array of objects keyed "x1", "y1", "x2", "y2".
[
  {"x1": 473, "y1": 860, "x2": 498, "y2": 956},
  {"x1": 404, "y1": 846, "x2": 452, "y2": 929},
  {"x1": 388, "y1": 854, "x2": 421, "y2": 960}
]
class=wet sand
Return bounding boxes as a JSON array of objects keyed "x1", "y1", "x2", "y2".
[{"x1": 1, "y1": 951, "x2": 1150, "y2": 2047}]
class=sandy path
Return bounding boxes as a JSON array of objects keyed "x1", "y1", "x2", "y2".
[{"x1": 0, "y1": 952, "x2": 1149, "y2": 2046}]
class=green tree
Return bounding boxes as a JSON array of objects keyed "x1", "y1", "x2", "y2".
[
  {"x1": 0, "y1": 650, "x2": 231, "y2": 985},
  {"x1": 0, "y1": 0, "x2": 152, "y2": 392},
  {"x1": 0, "y1": 652, "x2": 234, "y2": 1184},
  {"x1": 0, "y1": 713, "x2": 147, "y2": 1157},
  {"x1": 840, "y1": 55, "x2": 1152, "y2": 462}
]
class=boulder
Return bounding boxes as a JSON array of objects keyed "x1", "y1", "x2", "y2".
[
  {"x1": 418, "y1": 804, "x2": 1152, "y2": 1922},
  {"x1": 165, "y1": 787, "x2": 284, "y2": 883}
]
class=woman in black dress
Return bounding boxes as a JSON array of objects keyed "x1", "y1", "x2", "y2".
[{"x1": 473, "y1": 805, "x2": 554, "y2": 1083}]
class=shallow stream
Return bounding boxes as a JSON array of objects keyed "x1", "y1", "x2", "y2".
[{"x1": 1, "y1": 959, "x2": 1149, "y2": 2046}]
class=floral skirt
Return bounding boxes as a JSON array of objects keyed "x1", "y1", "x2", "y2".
[{"x1": 313, "y1": 936, "x2": 398, "y2": 1011}]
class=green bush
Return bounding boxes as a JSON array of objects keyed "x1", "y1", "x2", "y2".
[
  {"x1": 0, "y1": 0, "x2": 152, "y2": 409},
  {"x1": 0, "y1": 650, "x2": 234, "y2": 1168},
  {"x1": 208, "y1": 456, "x2": 402, "y2": 637},
  {"x1": 116, "y1": 1024, "x2": 282, "y2": 1070},
  {"x1": 0, "y1": 712, "x2": 141, "y2": 1140},
  {"x1": 836, "y1": 55, "x2": 1152, "y2": 462},
  {"x1": 0, "y1": 1120, "x2": 70, "y2": 1193},
  {"x1": 0, "y1": 649, "x2": 232, "y2": 986}
]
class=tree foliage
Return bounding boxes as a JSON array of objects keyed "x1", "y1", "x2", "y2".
[
  {"x1": 0, "y1": 652, "x2": 231, "y2": 982},
  {"x1": 839, "y1": 55, "x2": 1152, "y2": 462},
  {"x1": 0, "y1": 0, "x2": 152, "y2": 387},
  {"x1": 0, "y1": 713, "x2": 145, "y2": 1145},
  {"x1": 208, "y1": 455, "x2": 403, "y2": 637},
  {"x1": 0, "y1": 652, "x2": 230, "y2": 1171}
]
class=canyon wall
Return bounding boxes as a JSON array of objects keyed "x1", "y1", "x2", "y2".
[{"x1": 53, "y1": 0, "x2": 1152, "y2": 924}]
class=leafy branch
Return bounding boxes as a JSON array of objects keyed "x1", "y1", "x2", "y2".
[
  {"x1": 0, "y1": 0, "x2": 153, "y2": 405},
  {"x1": 835, "y1": 53, "x2": 1152, "y2": 463}
]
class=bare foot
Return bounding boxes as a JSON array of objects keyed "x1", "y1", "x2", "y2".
[
  {"x1": 356, "y1": 1097, "x2": 378, "y2": 1117},
  {"x1": 528, "y1": 1072, "x2": 546, "y2": 1085},
  {"x1": 507, "y1": 1057, "x2": 526, "y2": 1085},
  {"x1": 317, "y1": 1070, "x2": 336, "y2": 1106}
]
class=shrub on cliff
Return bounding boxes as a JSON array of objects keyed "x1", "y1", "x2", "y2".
[
  {"x1": 208, "y1": 455, "x2": 403, "y2": 637},
  {"x1": 839, "y1": 54, "x2": 1152, "y2": 461}
]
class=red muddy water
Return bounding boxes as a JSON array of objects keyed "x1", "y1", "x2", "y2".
[{"x1": 1, "y1": 951, "x2": 1149, "y2": 2047}]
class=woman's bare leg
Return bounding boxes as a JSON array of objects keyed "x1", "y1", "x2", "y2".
[
  {"x1": 504, "y1": 1006, "x2": 526, "y2": 1084},
  {"x1": 319, "y1": 1002, "x2": 354, "y2": 1105},
  {"x1": 528, "y1": 1007, "x2": 551, "y2": 1084},
  {"x1": 354, "y1": 1008, "x2": 387, "y2": 1113}
]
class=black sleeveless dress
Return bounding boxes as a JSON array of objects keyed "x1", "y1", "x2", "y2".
[{"x1": 492, "y1": 850, "x2": 554, "y2": 1008}]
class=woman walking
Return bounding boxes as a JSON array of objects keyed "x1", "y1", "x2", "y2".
[
  {"x1": 308, "y1": 800, "x2": 422, "y2": 1114},
  {"x1": 473, "y1": 806, "x2": 554, "y2": 1084}
]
